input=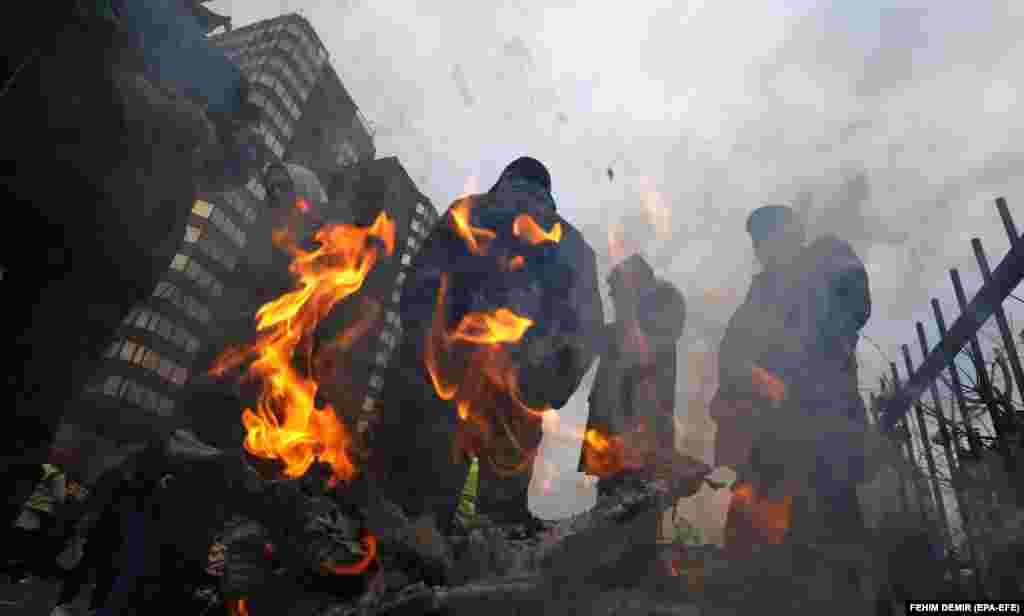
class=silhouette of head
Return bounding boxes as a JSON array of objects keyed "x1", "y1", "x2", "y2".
[
  {"x1": 492, "y1": 156, "x2": 552, "y2": 193},
  {"x1": 608, "y1": 254, "x2": 655, "y2": 315},
  {"x1": 746, "y1": 205, "x2": 806, "y2": 270}
]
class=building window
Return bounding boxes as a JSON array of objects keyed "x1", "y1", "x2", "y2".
[
  {"x1": 375, "y1": 351, "x2": 388, "y2": 367},
  {"x1": 401, "y1": 253, "x2": 412, "y2": 266},
  {"x1": 391, "y1": 289, "x2": 401, "y2": 303},
  {"x1": 153, "y1": 281, "x2": 212, "y2": 325},
  {"x1": 246, "y1": 177, "x2": 266, "y2": 201},
  {"x1": 410, "y1": 220, "x2": 422, "y2": 234},
  {"x1": 193, "y1": 200, "x2": 213, "y2": 218},
  {"x1": 385, "y1": 310, "x2": 399, "y2": 325},
  {"x1": 416, "y1": 202, "x2": 426, "y2": 215},
  {"x1": 380, "y1": 331, "x2": 396, "y2": 348},
  {"x1": 406, "y1": 236, "x2": 418, "y2": 250},
  {"x1": 369, "y1": 374, "x2": 383, "y2": 390},
  {"x1": 169, "y1": 253, "x2": 224, "y2": 298},
  {"x1": 395, "y1": 272, "x2": 406, "y2": 286},
  {"x1": 103, "y1": 375, "x2": 123, "y2": 397},
  {"x1": 223, "y1": 191, "x2": 258, "y2": 224},
  {"x1": 185, "y1": 225, "x2": 202, "y2": 243},
  {"x1": 104, "y1": 340, "x2": 121, "y2": 359}
]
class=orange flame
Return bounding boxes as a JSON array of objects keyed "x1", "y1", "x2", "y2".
[
  {"x1": 296, "y1": 198, "x2": 310, "y2": 212},
  {"x1": 749, "y1": 363, "x2": 786, "y2": 403},
  {"x1": 450, "y1": 199, "x2": 496, "y2": 255},
  {"x1": 729, "y1": 482, "x2": 793, "y2": 546},
  {"x1": 322, "y1": 532, "x2": 378, "y2": 575},
  {"x1": 507, "y1": 255, "x2": 525, "y2": 271},
  {"x1": 211, "y1": 212, "x2": 395, "y2": 485},
  {"x1": 229, "y1": 598, "x2": 249, "y2": 616},
  {"x1": 513, "y1": 214, "x2": 562, "y2": 245},
  {"x1": 607, "y1": 222, "x2": 628, "y2": 267},
  {"x1": 582, "y1": 428, "x2": 645, "y2": 478},
  {"x1": 639, "y1": 178, "x2": 671, "y2": 241},
  {"x1": 424, "y1": 272, "x2": 551, "y2": 473}
]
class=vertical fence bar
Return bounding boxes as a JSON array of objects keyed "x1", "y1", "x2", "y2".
[
  {"x1": 994, "y1": 197, "x2": 1018, "y2": 249},
  {"x1": 950, "y1": 268, "x2": 1017, "y2": 474},
  {"x1": 972, "y1": 237, "x2": 1024, "y2": 416},
  {"x1": 916, "y1": 322, "x2": 960, "y2": 470},
  {"x1": 934, "y1": 298, "x2": 993, "y2": 593},
  {"x1": 891, "y1": 362, "x2": 931, "y2": 525},
  {"x1": 903, "y1": 344, "x2": 952, "y2": 545},
  {"x1": 875, "y1": 389, "x2": 910, "y2": 516},
  {"x1": 932, "y1": 300, "x2": 983, "y2": 459},
  {"x1": 917, "y1": 323, "x2": 981, "y2": 598}
]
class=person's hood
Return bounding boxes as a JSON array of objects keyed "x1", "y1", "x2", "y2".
[{"x1": 490, "y1": 177, "x2": 557, "y2": 212}]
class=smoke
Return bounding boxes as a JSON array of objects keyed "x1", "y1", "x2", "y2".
[{"x1": 215, "y1": 0, "x2": 1024, "y2": 520}]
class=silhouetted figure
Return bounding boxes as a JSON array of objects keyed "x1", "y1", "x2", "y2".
[
  {"x1": 710, "y1": 205, "x2": 871, "y2": 596},
  {"x1": 2, "y1": 1, "x2": 258, "y2": 530},
  {"x1": 370, "y1": 157, "x2": 604, "y2": 535},
  {"x1": 579, "y1": 254, "x2": 687, "y2": 508}
]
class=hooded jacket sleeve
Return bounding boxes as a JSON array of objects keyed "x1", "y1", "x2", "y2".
[{"x1": 552, "y1": 240, "x2": 605, "y2": 407}]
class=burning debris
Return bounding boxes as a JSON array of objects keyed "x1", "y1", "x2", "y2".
[{"x1": 210, "y1": 212, "x2": 395, "y2": 485}]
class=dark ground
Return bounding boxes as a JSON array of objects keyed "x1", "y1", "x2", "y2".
[{"x1": 0, "y1": 576, "x2": 92, "y2": 616}]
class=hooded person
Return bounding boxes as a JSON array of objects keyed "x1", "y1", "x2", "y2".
[
  {"x1": 710, "y1": 204, "x2": 871, "y2": 594},
  {"x1": 369, "y1": 157, "x2": 604, "y2": 535},
  {"x1": 579, "y1": 255, "x2": 688, "y2": 494}
]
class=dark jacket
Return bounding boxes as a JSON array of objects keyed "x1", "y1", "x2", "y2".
[
  {"x1": 712, "y1": 235, "x2": 871, "y2": 480},
  {"x1": 579, "y1": 279, "x2": 685, "y2": 474},
  {"x1": 370, "y1": 178, "x2": 604, "y2": 520},
  {"x1": 392, "y1": 179, "x2": 605, "y2": 410}
]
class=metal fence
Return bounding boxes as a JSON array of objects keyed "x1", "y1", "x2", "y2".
[{"x1": 877, "y1": 197, "x2": 1024, "y2": 597}]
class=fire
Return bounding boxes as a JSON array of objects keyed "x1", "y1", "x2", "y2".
[
  {"x1": 607, "y1": 222, "x2": 627, "y2": 267},
  {"x1": 229, "y1": 599, "x2": 249, "y2": 616},
  {"x1": 425, "y1": 273, "x2": 550, "y2": 471},
  {"x1": 507, "y1": 255, "x2": 525, "y2": 271},
  {"x1": 211, "y1": 212, "x2": 395, "y2": 485},
  {"x1": 449, "y1": 307, "x2": 534, "y2": 346},
  {"x1": 729, "y1": 481, "x2": 793, "y2": 546},
  {"x1": 322, "y1": 533, "x2": 378, "y2": 575},
  {"x1": 582, "y1": 428, "x2": 641, "y2": 478},
  {"x1": 749, "y1": 363, "x2": 786, "y2": 403},
  {"x1": 513, "y1": 214, "x2": 562, "y2": 244},
  {"x1": 639, "y1": 178, "x2": 671, "y2": 241},
  {"x1": 450, "y1": 199, "x2": 496, "y2": 255}
]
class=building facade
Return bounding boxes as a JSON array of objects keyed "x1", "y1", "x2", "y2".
[
  {"x1": 67, "y1": 13, "x2": 375, "y2": 459},
  {"x1": 319, "y1": 157, "x2": 439, "y2": 434}
]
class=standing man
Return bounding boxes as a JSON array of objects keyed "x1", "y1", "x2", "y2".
[
  {"x1": 710, "y1": 205, "x2": 871, "y2": 594},
  {"x1": 370, "y1": 157, "x2": 604, "y2": 535},
  {"x1": 579, "y1": 254, "x2": 688, "y2": 503}
]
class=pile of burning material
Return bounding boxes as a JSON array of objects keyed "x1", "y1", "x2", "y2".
[{"x1": 175, "y1": 205, "x2": 732, "y2": 613}]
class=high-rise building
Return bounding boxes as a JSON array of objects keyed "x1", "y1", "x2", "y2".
[
  {"x1": 65, "y1": 13, "x2": 375, "y2": 459},
  {"x1": 318, "y1": 157, "x2": 439, "y2": 434}
]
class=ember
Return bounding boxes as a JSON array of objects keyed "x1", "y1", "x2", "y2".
[
  {"x1": 322, "y1": 532, "x2": 378, "y2": 575},
  {"x1": 728, "y1": 481, "x2": 793, "y2": 546},
  {"x1": 582, "y1": 428, "x2": 645, "y2": 479},
  {"x1": 229, "y1": 598, "x2": 250, "y2": 616},
  {"x1": 211, "y1": 212, "x2": 395, "y2": 485},
  {"x1": 749, "y1": 362, "x2": 786, "y2": 403}
]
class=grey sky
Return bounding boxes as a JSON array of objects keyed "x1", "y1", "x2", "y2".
[{"x1": 213, "y1": 0, "x2": 1024, "y2": 518}]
